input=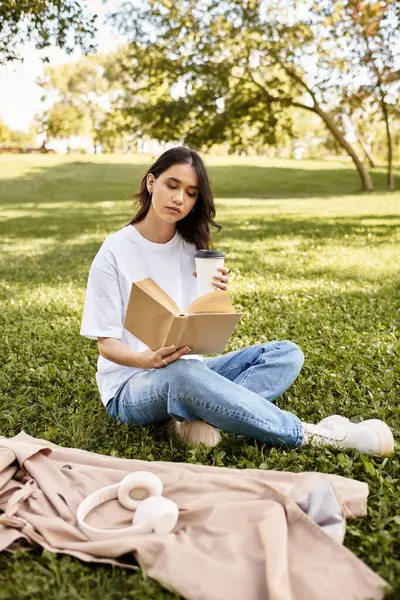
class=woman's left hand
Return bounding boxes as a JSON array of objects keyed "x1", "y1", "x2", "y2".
[{"x1": 192, "y1": 266, "x2": 231, "y2": 292}]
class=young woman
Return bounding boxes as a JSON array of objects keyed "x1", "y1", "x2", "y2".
[{"x1": 81, "y1": 147, "x2": 393, "y2": 456}]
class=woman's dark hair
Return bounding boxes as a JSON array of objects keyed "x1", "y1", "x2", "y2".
[{"x1": 129, "y1": 146, "x2": 221, "y2": 249}]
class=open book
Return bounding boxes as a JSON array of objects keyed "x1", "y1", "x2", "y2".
[{"x1": 124, "y1": 277, "x2": 241, "y2": 354}]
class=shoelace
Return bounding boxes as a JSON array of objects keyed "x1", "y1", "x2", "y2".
[{"x1": 304, "y1": 425, "x2": 346, "y2": 447}]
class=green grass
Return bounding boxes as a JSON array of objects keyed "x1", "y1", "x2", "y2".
[{"x1": 0, "y1": 154, "x2": 399, "y2": 599}]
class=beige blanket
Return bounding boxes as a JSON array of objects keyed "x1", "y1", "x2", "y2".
[{"x1": 0, "y1": 432, "x2": 387, "y2": 600}]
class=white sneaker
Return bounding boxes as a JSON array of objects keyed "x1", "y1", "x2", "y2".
[
  {"x1": 167, "y1": 419, "x2": 221, "y2": 448},
  {"x1": 318, "y1": 415, "x2": 395, "y2": 452},
  {"x1": 318, "y1": 415, "x2": 350, "y2": 428},
  {"x1": 302, "y1": 419, "x2": 394, "y2": 456}
]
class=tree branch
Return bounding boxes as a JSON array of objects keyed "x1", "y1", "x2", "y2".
[
  {"x1": 230, "y1": 69, "x2": 288, "y2": 106},
  {"x1": 230, "y1": 67, "x2": 316, "y2": 116},
  {"x1": 291, "y1": 102, "x2": 316, "y2": 113},
  {"x1": 272, "y1": 56, "x2": 318, "y2": 106}
]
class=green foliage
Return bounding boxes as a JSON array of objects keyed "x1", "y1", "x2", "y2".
[
  {"x1": 34, "y1": 102, "x2": 86, "y2": 142},
  {"x1": 0, "y1": 0, "x2": 97, "y2": 64},
  {"x1": 0, "y1": 154, "x2": 399, "y2": 598},
  {"x1": 0, "y1": 127, "x2": 36, "y2": 149},
  {"x1": 96, "y1": 110, "x2": 132, "y2": 153},
  {"x1": 0, "y1": 118, "x2": 11, "y2": 144},
  {"x1": 311, "y1": 0, "x2": 399, "y2": 188},
  {"x1": 106, "y1": 0, "x2": 398, "y2": 188},
  {"x1": 107, "y1": 2, "x2": 301, "y2": 150},
  {"x1": 36, "y1": 56, "x2": 126, "y2": 151}
]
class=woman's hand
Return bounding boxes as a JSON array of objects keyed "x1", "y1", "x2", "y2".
[
  {"x1": 137, "y1": 344, "x2": 191, "y2": 369},
  {"x1": 192, "y1": 266, "x2": 231, "y2": 292},
  {"x1": 97, "y1": 338, "x2": 191, "y2": 370}
]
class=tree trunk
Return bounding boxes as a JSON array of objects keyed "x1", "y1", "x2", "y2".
[
  {"x1": 352, "y1": 125, "x2": 376, "y2": 169},
  {"x1": 355, "y1": 133, "x2": 376, "y2": 169},
  {"x1": 311, "y1": 105, "x2": 373, "y2": 191},
  {"x1": 379, "y1": 92, "x2": 394, "y2": 191},
  {"x1": 367, "y1": 44, "x2": 395, "y2": 191},
  {"x1": 266, "y1": 61, "x2": 373, "y2": 190}
]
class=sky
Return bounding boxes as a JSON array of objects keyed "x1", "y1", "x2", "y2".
[{"x1": 0, "y1": 0, "x2": 122, "y2": 132}]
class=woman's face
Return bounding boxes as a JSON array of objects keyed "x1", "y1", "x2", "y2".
[{"x1": 147, "y1": 163, "x2": 199, "y2": 223}]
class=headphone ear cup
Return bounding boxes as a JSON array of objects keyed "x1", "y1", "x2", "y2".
[
  {"x1": 133, "y1": 496, "x2": 179, "y2": 534},
  {"x1": 118, "y1": 471, "x2": 164, "y2": 510}
]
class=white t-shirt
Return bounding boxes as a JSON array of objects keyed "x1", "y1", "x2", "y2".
[{"x1": 80, "y1": 224, "x2": 202, "y2": 406}]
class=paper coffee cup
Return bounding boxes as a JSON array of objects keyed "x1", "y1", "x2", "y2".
[{"x1": 195, "y1": 250, "x2": 225, "y2": 296}]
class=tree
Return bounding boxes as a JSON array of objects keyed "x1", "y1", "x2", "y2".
[
  {"x1": 104, "y1": 20, "x2": 295, "y2": 158},
  {"x1": 108, "y1": 0, "x2": 386, "y2": 190},
  {"x1": 348, "y1": 0, "x2": 398, "y2": 189},
  {"x1": 352, "y1": 119, "x2": 377, "y2": 169},
  {"x1": 96, "y1": 110, "x2": 130, "y2": 153},
  {"x1": 338, "y1": 92, "x2": 380, "y2": 168},
  {"x1": 37, "y1": 55, "x2": 115, "y2": 153},
  {"x1": 9, "y1": 129, "x2": 36, "y2": 148},
  {"x1": 0, "y1": 118, "x2": 37, "y2": 148},
  {"x1": 0, "y1": 118, "x2": 11, "y2": 145},
  {"x1": 0, "y1": 0, "x2": 98, "y2": 64},
  {"x1": 33, "y1": 102, "x2": 86, "y2": 147},
  {"x1": 312, "y1": 0, "x2": 399, "y2": 190}
]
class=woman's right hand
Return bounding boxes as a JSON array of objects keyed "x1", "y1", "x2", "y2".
[{"x1": 137, "y1": 344, "x2": 191, "y2": 370}]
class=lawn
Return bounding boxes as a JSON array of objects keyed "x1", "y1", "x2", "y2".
[{"x1": 0, "y1": 154, "x2": 399, "y2": 599}]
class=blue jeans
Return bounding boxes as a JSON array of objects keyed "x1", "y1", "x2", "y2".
[{"x1": 106, "y1": 341, "x2": 305, "y2": 447}]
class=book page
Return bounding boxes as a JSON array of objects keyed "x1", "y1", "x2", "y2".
[
  {"x1": 186, "y1": 291, "x2": 236, "y2": 314},
  {"x1": 173, "y1": 312, "x2": 241, "y2": 353},
  {"x1": 135, "y1": 278, "x2": 180, "y2": 314}
]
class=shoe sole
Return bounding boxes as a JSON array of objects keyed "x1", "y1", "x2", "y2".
[{"x1": 362, "y1": 419, "x2": 394, "y2": 456}]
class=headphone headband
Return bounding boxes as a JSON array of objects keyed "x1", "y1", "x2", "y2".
[{"x1": 77, "y1": 471, "x2": 179, "y2": 540}]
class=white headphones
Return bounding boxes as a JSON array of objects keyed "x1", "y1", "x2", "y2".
[{"x1": 77, "y1": 471, "x2": 179, "y2": 540}]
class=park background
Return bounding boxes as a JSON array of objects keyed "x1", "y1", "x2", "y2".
[{"x1": 0, "y1": 1, "x2": 399, "y2": 598}]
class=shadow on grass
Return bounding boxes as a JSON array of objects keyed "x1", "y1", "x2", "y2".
[
  {"x1": 220, "y1": 213, "x2": 400, "y2": 241},
  {"x1": 1, "y1": 209, "x2": 399, "y2": 243},
  {"x1": 0, "y1": 211, "x2": 398, "y2": 287},
  {"x1": 0, "y1": 162, "x2": 398, "y2": 211}
]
